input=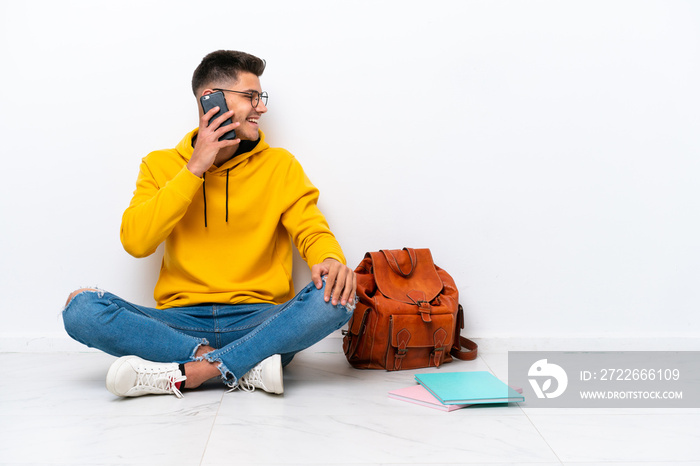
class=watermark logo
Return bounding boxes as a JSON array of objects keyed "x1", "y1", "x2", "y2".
[
  {"x1": 528, "y1": 358, "x2": 568, "y2": 399},
  {"x1": 510, "y1": 351, "x2": 698, "y2": 408}
]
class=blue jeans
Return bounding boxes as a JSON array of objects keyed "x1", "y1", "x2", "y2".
[{"x1": 62, "y1": 280, "x2": 354, "y2": 386}]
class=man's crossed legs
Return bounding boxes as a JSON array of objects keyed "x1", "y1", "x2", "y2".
[{"x1": 62, "y1": 280, "x2": 354, "y2": 398}]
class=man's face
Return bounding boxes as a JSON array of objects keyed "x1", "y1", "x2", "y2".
[{"x1": 201, "y1": 72, "x2": 268, "y2": 142}]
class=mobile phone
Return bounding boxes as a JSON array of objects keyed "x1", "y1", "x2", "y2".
[{"x1": 200, "y1": 91, "x2": 237, "y2": 141}]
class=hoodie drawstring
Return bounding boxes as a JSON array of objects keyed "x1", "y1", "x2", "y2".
[
  {"x1": 225, "y1": 168, "x2": 230, "y2": 223},
  {"x1": 202, "y1": 170, "x2": 230, "y2": 227},
  {"x1": 202, "y1": 172, "x2": 208, "y2": 228}
]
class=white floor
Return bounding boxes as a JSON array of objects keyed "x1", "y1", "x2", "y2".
[{"x1": 1, "y1": 338, "x2": 699, "y2": 466}]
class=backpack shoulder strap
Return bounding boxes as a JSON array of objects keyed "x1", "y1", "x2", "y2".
[
  {"x1": 451, "y1": 336, "x2": 478, "y2": 361},
  {"x1": 451, "y1": 304, "x2": 478, "y2": 360}
]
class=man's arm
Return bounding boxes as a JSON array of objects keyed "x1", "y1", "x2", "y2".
[
  {"x1": 120, "y1": 163, "x2": 202, "y2": 257},
  {"x1": 279, "y1": 158, "x2": 356, "y2": 307}
]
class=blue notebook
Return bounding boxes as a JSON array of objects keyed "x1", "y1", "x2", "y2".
[{"x1": 415, "y1": 371, "x2": 524, "y2": 405}]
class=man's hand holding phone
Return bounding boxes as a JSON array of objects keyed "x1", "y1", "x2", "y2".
[{"x1": 187, "y1": 93, "x2": 241, "y2": 178}]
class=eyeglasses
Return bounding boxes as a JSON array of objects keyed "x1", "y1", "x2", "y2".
[{"x1": 213, "y1": 88, "x2": 268, "y2": 109}]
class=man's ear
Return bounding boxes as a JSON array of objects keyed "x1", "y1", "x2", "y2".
[
  {"x1": 197, "y1": 89, "x2": 216, "y2": 115},
  {"x1": 197, "y1": 88, "x2": 214, "y2": 118}
]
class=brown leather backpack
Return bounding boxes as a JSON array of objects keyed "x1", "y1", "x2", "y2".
[{"x1": 342, "y1": 248, "x2": 477, "y2": 370}]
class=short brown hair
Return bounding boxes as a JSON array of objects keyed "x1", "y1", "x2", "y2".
[{"x1": 191, "y1": 50, "x2": 266, "y2": 96}]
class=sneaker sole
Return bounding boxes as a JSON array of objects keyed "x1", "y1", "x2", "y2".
[{"x1": 267, "y1": 354, "x2": 284, "y2": 394}]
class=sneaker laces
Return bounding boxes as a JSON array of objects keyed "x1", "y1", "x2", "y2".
[
  {"x1": 134, "y1": 366, "x2": 187, "y2": 399},
  {"x1": 237, "y1": 364, "x2": 264, "y2": 392}
]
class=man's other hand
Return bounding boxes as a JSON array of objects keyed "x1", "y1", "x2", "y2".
[{"x1": 311, "y1": 258, "x2": 356, "y2": 307}]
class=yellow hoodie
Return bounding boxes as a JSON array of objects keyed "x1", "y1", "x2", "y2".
[{"x1": 121, "y1": 129, "x2": 346, "y2": 309}]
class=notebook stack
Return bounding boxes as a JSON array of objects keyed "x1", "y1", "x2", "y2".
[{"x1": 388, "y1": 371, "x2": 524, "y2": 412}]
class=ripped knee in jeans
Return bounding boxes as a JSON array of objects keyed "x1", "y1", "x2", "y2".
[
  {"x1": 63, "y1": 288, "x2": 104, "y2": 311},
  {"x1": 64, "y1": 287, "x2": 103, "y2": 308}
]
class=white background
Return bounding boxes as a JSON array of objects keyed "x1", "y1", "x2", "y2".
[{"x1": 1, "y1": 0, "x2": 698, "y2": 349}]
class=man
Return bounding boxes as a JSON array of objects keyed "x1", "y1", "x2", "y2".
[{"x1": 63, "y1": 50, "x2": 356, "y2": 398}]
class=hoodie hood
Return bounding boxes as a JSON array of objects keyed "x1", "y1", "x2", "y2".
[{"x1": 175, "y1": 128, "x2": 271, "y2": 227}]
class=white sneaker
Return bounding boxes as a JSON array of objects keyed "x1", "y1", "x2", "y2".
[
  {"x1": 106, "y1": 356, "x2": 186, "y2": 399},
  {"x1": 237, "y1": 354, "x2": 283, "y2": 394}
]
